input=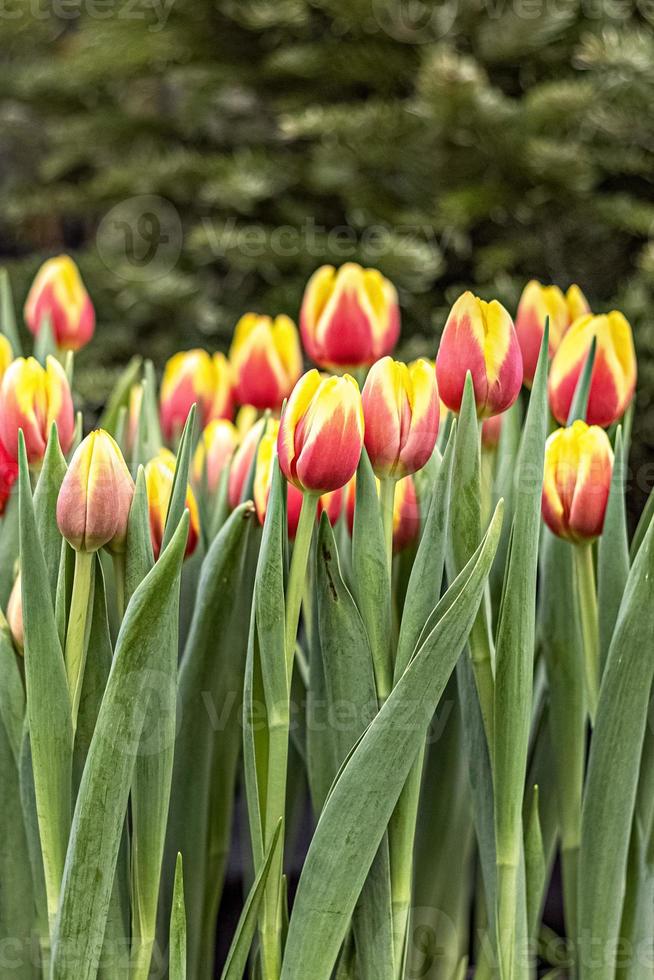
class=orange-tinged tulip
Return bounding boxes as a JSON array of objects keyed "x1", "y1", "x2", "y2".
[
  {"x1": 206, "y1": 352, "x2": 234, "y2": 423},
  {"x1": 24, "y1": 255, "x2": 95, "y2": 351},
  {"x1": 7, "y1": 573, "x2": 23, "y2": 653},
  {"x1": 278, "y1": 370, "x2": 364, "y2": 494},
  {"x1": 541, "y1": 420, "x2": 613, "y2": 543},
  {"x1": 549, "y1": 312, "x2": 636, "y2": 429},
  {"x1": 0, "y1": 335, "x2": 13, "y2": 379},
  {"x1": 436, "y1": 292, "x2": 523, "y2": 419},
  {"x1": 300, "y1": 263, "x2": 400, "y2": 370},
  {"x1": 393, "y1": 475, "x2": 420, "y2": 553},
  {"x1": 362, "y1": 357, "x2": 439, "y2": 479},
  {"x1": 0, "y1": 355, "x2": 74, "y2": 464},
  {"x1": 515, "y1": 280, "x2": 591, "y2": 385},
  {"x1": 144, "y1": 449, "x2": 200, "y2": 560},
  {"x1": 193, "y1": 419, "x2": 239, "y2": 494},
  {"x1": 160, "y1": 349, "x2": 215, "y2": 443},
  {"x1": 0, "y1": 439, "x2": 18, "y2": 514},
  {"x1": 229, "y1": 313, "x2": 302, "y2": 410},
  {"x1": 57, "y1": 430, "x2": 135, "y2": 553}
]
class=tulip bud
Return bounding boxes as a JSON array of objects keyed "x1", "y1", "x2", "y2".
[
  {"x1": 57, "y1": 430, "x2": 135, "y2": 553},
  {"x1": 144, "y1": 449, "x2": 200, "y2": 560},
  {"x1": 515, "y1": 280, "x2": 591, "y2": 385},
  {"x1": 252, "y1": 419, "x2": 304, "y2": 537},
  {"x1": 300, "y1": 263, "x2": 400, "y2": 370},
  {"x1": 205, "y1": 352, "x2": 234, "y2": 423},
  {"x1": 228, "y1": 418, "x2": 267, "y2": 509},
  {"x1": 0, "y1": 335, "x2": 13, "y2": 379},
  {"x1": 160, "y1": 349, "x2": 215, "y2": 443},
  {"x1": 192, "y1": 419, "x2": 239, "y2": 494},
  {"x1": 0, "y1": 355, "x2": 74, "y2": 464},
  {"x1": 362, "y1": 357, "x2": 439, "y2": 479},
  {"x1": 393, "y1": 475, "x2": 420, "y2": 553},
  {"x1": 541, "y1": 420, "x2": 613, "y2": 543},
  {"x1": 549, "y1": 312, "x2": 637, "y2": 428},
  {"x1": 278, "y1": 370, "x2": 364, "y2": 494},
  {"x1": 436, "y1": 292, "x2": 523, "y2": 419},
  {"x1": 125, "y1": 382, "x2": 143, "y2": 456},
  {"x1": 6, "y1": 574, "x2": 23, "y2": 653},
  {"x1": 24, "y1": 255, "x2": 95, "y2": 351},
  {"x1": 0, "y1": 439, "x2": 18, "y2": 515},
  {"x1": 481, "y1": 413, "x2": 503, "y2": 450},
  {"x1": 229, "y1": 314, "x2": 302, "y2": 410}
]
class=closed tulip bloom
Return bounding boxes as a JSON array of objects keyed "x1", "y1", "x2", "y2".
[
  {"x1": 193, "y1": 419, "x2": 239, "y2": 494},
  {"x1": 393, "y1": 475, "x2": 420, "y2": 553},
  {"x1": 6, "y1": 574, "x2": 23, "y2": 653},
  {"x1": 515, "y1": 280, "x2": 591, "y2": 385},
  {"x1": 549, "y1": 312, "x2": 637, "y2": 428},
  {"x1": 436, "y1": 292, "x2": 523, "y2": 419},
  {"x1": 0, "y1": 440, "x2": 18, "y2": 514},
  {"x1": 253, "y1": 419, "x2": 304, "y2": 537},
  {"x1": 24, "y1": 255, "x2": 95, "y2": 351},
  {"x1": 57, "y1": 430, "x2": 135, "y2": 553},
  {"x1": 0, "y1": 335, "x2": 13, "y2": 379},
  {"x1": 160, "y1": 349, "x2": 215, "y2": 442},
  {"x1": 300, "y1": 263, "x2": 400, "y2": 370},
  {"x1": 0, "y1": 355, "x2": 74, "y2": 464},
  {"x1": 229, "y1": 313, "x2": 302, "y2": 411},
  {"x1": 206, "y1": 352, "x2": 234, "y2": 423},
  {"x1": 144, "y1": 449, "x2": 200, "y2": 560},
  {"x1": 235, "y1": 404, "x2": 258, "y2": 439},
  {"x1": 278, "y1": 370, "x2": 364, "y2": 494},
  {"x1": 362, "y1": 357, "x2": 439, "y2": 479},
  {"x1": 542, "y1": 420, "x2": 613, "y2": 543},
  {"x1": 228, "y1": 418, "x2": 267, "y2": 509}
]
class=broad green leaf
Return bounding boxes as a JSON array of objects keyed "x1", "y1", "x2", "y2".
[
  {"x1": 125, "y1": 467, "x2": 155, "y2": 600},
  {"x1": 143, "y1": 359, "x2": 164, "y2": 455},
  {"x1": 279, "y1": 502, "x2": 503, "y2": 980},
  {"x1": 219, "y1": 821, "x2": 283, "y2": 980},
  {"x1": 0, "y1": 617, "x2": 24, "y2": 766},
  {"x1": 50, "y1": 513, "x2": 188, "y2": 980},
  {"x1": 524, "y1": 785, "x2": 546, "y2": 944},
  {"x1": 97, "y1": 355, "x2": 143, "y2": 434},
  {"x1": 0, "y1": 267, "x2": 23, "y2": 354},
  {"x1": 161, "y1": 404, "x2": 196, "y2": 555},
  {"x1": 490, "y1": 397, "x2": 523, "y2": 618},
  {"x1": 597, "y1": 427, "x2": 629, "y2": 673},
  {"x1": 33, "y1": 424, "x2": 68, "y2": 602},
  {"x1": 0, "y1": 491, "x2": 20, "y2": 608},
  {"x1": 567, "y1": 337, "x2": 596, "y2": 425},
  {"x1": 18, "y1": 433, "x2": 73, "y2": 932},
  {"x1": 18, "y1": 729, "x2": 49, "y2": 957},
  {"x1": 170, "y1": 854, "x2": 187, "y2": 980},
  {"x1": 578, "y1": 512, "x2": 654, "y2": 980},
  {"x1": 352, "y1": 449, "x2": 392, "y2": 700}
]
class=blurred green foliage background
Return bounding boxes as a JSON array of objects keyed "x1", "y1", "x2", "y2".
[{"x1": 1, "y1": 0, "x2": 653, "y2": 514}]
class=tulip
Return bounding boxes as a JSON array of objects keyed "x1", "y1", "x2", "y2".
[
  {"x1": 0, "y1": 439, "x2": 18, "y2": 515},
  {"x1": 125, "y1": 382, "x2": 144, "y2": 456},
  {"x1": 393, "y1": 475, "x2": 420, "y2": 553},
  {"x1": 548, "y1": 312, "x2": 637, "y2": 428},
  {"x1": 6, "y1": 573, "x2": 23, "y2": 654},
  {"x1": 481, "y1": 413, "x2": 503, "y2": 450},
  {"x1": 229, "y1": 314, "x2": 302, "y2": 410},
  {"x1": 300, "y1": 263, "x2": 400, "y2": 370},
  {"x1": 252, "y1": 419, "x2": 304, "y2": 538},
  {"x1": 228, "y1": 418, "x2": 267, "y2": 509},
  {"x1": 0, "y1": 334, "x2": 13, "y2": 379},
  {"x1": 318, "y1": 486, "x2": 344, "y2": 527},
  {"x1": 362, "y1": 357, "x2": 439, "y2": 479},
  {"x1": 0, "y1": 355, "x2": 74, "y2": 464},
  {"x1": 235, "y1": 404, "x2": 258, "y2": 439},
  {"x1": 193, "y1": 419, "x2": 239, "y2": 495},
  {"x1": 278, "y1": 370, "x2": 364, "y2": 495},
  {"x1": 57, "y1": 430, "x2": 135, "y2": 554},
  {"x1": 24, "y1": 255, "x2": 95, "y2": 351},
  {"x1": 436, "y1": 291, "x2": 523, "y2": 419},
  {"x1": 145, "y1": 449, "x2": 200, "y2": 560},
  {"x1": 160, "y1": 349, "x2": 215, "y2": 443},
  {"x1": 515, "y1": 280, "x2": 591, "y2": 385},
  {"x1": 206, "y1": 352, "x2": 234, "y2": 423}
]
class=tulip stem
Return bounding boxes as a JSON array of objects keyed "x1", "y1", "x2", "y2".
[
  {"x1": 284, "y1": 492, "x2": 318, "y2": 680},
  {"x1": 65, "y1": 550, "x2": 95, "y2": 731},
  {"x1": 380, "y1": 476, "x2": 396, "y2": 576},
  {"x1": 574, "y1": 542, "x2": 599, "y2": 724}
]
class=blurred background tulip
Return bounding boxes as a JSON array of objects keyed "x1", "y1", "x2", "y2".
[
  {"x1": 23, "y1": 255, "x2": 95, "y2": 352},
  {"x1": 159, "y1": 349, "x2": 215, "y2": 443},
  {"x1": 436, "y1": 291, "x2": 523, "y2": 419},
  {"x1": 515, "y1": 280, "x2": 590, "y2": 385},
  {"x1": 0, "y1": 441, "x2": 18, "y2": 514},
  {"x1": 193, "y1": 419, "x2": 239, "y2": 495},
  {"x1": 0, "y1": 335, "x2": 13, "y2": 379},
  {"x1": 229, "y1": 313, "x2": 302, "y2": 410},
  {"x1": 206, "y1": 352, "x2": 234, "y2": 423},
  {"x1": 0, "y1": 355, "x2": 74, "y2": 464},
  {"x1": 300, "y1": 264, "x2": 400, "y2": 371},
  {"x1": 278, "y1": 370, "x2": 364, "y2": 494},
  {"x1": 253, "y1": 419, "x2": 304, "y2": 537},
  {"x1": 57, "y1": 429, "x2": 135, "y2": 553},
  {"x1": 481, "y1": 413, "x2": 504, "y2": 450},
  {"x1": 362, "y1": 357, "x2": 439, "y2": 479},
  {"x1": 228, "y1": 417, "x2": 268, "y2": 509},
  {"x1": 392, "y1": 475, "x2": 420, "y2": 553},
  {"x1": 145, "y1": 448, "x2": 200, "y2": 559},
  {"x1": 6, "y1": 573, "x2": 23, "y2": 654},
  {"x1": 549, "y1": 312, "x2": 637, "y2": 428},
  {"x1": 541, "y1": 420, "x2": 614, "y2": 543}
]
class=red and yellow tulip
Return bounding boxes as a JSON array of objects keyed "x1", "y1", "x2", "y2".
[
  {"x1": 160, "y1": 349, "x2": 216, "y2": 443},
  {"x1": 0, "y1": 335, "x2": 13, "y2": 379},
  {"x1": 0, "y1": 440, "x2": 18, "y2": 514},
  {"x1": 24, "y1": 255, "x2": 95, "y2": 351},
  {"x1": 300, "y1": 263, "x2": 400, "y2": 370},
  {"x1": 362, "y1": 357, "x2": 439, "y2": 479},
  {"x1": 541, "y1": 420, "x2": 613, "y2": 543},
  {"x1": 57, "y1": 430, "x2": 135, "y2": 553},
  {"x1": 144, "y1": 449, "x2": 200, "y2": 560},
  {"x1": 0, "y1": 355, "x2": 74, "y2": 464},
  {"x1": 229, "y1": 314, "x2": 302, "y2": 411},
  {"x1": 193, "y1": 418, "x2": 239, "y2": 494},
  {"x1": 253, "y1": 419, "x2": 304, "y2": 537},
  {"x1": 205, "y1": 352, "x2": 234, "y2": 424},
  {"x1": 515, "y1": 280, "x2": 590, "y2": 385},
  {"x1": 228, "y1": 417, "x2": 268, "y2": 509},
  {"x1": 7, "y1": 573, "x2": 23, "y2": 653},
  {"x1": 436, "y1": 291, "x2": 523, "y2": 419},
  {"x1": 392, "y1": 475, "x2": 420, "y2": 553},
  {"x1": 548, "y1": 312, "x2": 637, "y2": 428},
  {"x1": 278, "y1": 370, "x2": 364, "y2": 494}
]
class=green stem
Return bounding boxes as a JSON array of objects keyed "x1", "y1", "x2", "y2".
[
  {"x1": 574, "y1": 543, "x2": 599, "y2": 725},
  {"x1": 65, "y1": 550, "x2": 94, "y2": 731},
  {"x1": 496, "y1": 860, "x2": 519, "y2": 980},
  {"x1": 284, "y1": 492, "x2": 317, "y2": 679},
  {"x1": 389, "y1": 744, "x2": 425, "y2": 977},
  {"x1": 379, "y1": 476, "x2": 395, "y2": 578}
]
